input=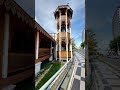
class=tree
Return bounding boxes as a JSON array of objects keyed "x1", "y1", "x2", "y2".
[
  {"x1": 86, "y1": 29, "x2": 98, "y2": 56},
  {"x1": 109, "y1": 36, "x2": 120, "y2": 53},
  {"x1": 81, "y1": 41, "x2": 85, "y2": 49},
  {"x1": 71, "y1": 38, "x2": 77, "y2": 51}
]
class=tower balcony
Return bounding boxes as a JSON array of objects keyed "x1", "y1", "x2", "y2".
[
  {"x1": 57, "y1": 51, "x2": 71, "y2": 58},
  {"x1": 57, "y1": 32, "x2": 70, "y2": 39},
  {"x1": 56, "y1": 15, "x2": 70, "y2": 29},
  {"x1": 56, "y1": 38, "x2": 71, "y2": 45},
  {"x1": 56, "y1": 15, "x2": 70, "y2": 25}
]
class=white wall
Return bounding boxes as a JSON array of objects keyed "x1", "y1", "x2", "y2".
[{"x1": 35, "y1": 62, "x2": 42, "y2": 76}]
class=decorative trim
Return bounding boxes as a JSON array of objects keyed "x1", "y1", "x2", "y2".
[
  {"x1": 1, "y1": 0, "x2": 55, "y2": 42},
  {"x1": 4, "y1": 0, "x2": 34, "y2": 28}
]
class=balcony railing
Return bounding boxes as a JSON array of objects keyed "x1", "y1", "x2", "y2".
[
  {"x1": 57, "y1": 51, "x2": 71, "y2": 58},
  {"x1": 56, "y1": 15, "x2": 70, "y2": 25},
  {"x1": 35, "y1": 55, "x2": 51, "y2": 64},
  {"x1": 35, "y1": 48, "x2": 51, "y2": 63},
  {"x1": 38, "y1": 48, "x2": 50, "y2": 58},
  {"x1": 57, "y1": 32, "x2": 70, "y2": 39},
  {"x1": 8, "y1": 53, "x2": 34, "y2": 74},
  {"x1": 0, "y1": 68, "x2": 34, "y2": 89},
  {"x1": 39, "y1": 58, "x2": 73, "y2": 90}
]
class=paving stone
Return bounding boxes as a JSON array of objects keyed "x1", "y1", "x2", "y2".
[
  {"x1": 71, "y1": 78, "x2": 80, "y2": 90},
  {"x1": 107, "y1": 79, "x2": 120, "y2": 85},
  {"x1": 76, "y1": 67, "x2": 81, "y2": 76},
  {"x1": 81, "y1": 77, "x2": 85, "y2": 82},
  {"x1": 104, "y1": 86, "x2": 112, "y2": 90}
]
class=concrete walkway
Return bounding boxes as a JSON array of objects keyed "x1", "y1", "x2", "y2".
[
  {"x1": 91, "y1": 59, "x2": 120, "y2": 90},
  {"x1": 71, "y1": 52, "x2": 85, "y2": 90}
]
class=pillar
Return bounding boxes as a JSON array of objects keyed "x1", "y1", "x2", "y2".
[
  {"x1": 66, "y1": 9, "x2": 68, "y2": 62},
  {"x1": 59, "y1": 11, "x2": 61, "y2": 62},
  {"x1": 56, "y1": 33, "x2": 57, "y2": 60},
  {"x1": 56, "y1": 19, "x2": 58, "y2": 60},
  {"x1": 35, "y1": 31, "x2": 39, "y2": 59},
  {"x1": 2, "y1": 13, "x2": 9, "y2": 78},
  {"x1": 50, "y1": 41, "x2": 52, "y2": 54},
  {"x1": 56, "y1": 44, "x2": 57, "y2": 60},
  {"x1": 35, "y1": 31, "x2": 42, "y2": 75},
  {"x1": 70, "y1": 27, "x2": 73, "y2": 59},
  {"x1": 49, "y1": 41, "x2": 53, "y2": 61}
]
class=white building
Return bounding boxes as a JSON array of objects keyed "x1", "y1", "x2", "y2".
[{"x1": 112, "y1": 6, "x2": 120, "y2": 38}]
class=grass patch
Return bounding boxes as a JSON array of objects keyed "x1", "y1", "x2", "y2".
[
  {"x1": 35, "y1": 61, "x2": 52, "y2": 81},
  {"x1": 41, "y1": 61, "x2": 51, "y2": 70},
  {"x1": 35, "y1": 62, "x2": 64, "y2": 90}
]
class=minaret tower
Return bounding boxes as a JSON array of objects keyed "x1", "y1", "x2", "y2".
[{"x1": 54, "y1": 5, "x2": 73, "y2": 61}]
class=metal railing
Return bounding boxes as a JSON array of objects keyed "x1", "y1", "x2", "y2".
[{"x1": 39, "y1": 59, "x2": 73, "y2": 90}]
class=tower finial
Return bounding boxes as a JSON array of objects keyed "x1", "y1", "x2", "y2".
[{"x1": 67, "y1": 3, "x2": 69, "y2": 5}]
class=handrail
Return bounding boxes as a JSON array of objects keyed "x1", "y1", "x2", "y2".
[{"x1": 39, "y1": 59, "x2": 71, "y2": 90}]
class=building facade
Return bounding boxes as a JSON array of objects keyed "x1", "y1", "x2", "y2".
[
  {"x1": 0, "y1": 0, "x2": 35, "y2": 89},
  {"x1": 54, "y1": 5, "x2": 73, "y2": 61},
  {"x1": 0, "y1": 0, "x2": 55, "y2": 89},
  {"x1": 112, "y1": 6, "x2": 120, "y2": 38},
  {"x1": 35, "y1": 22, "x2": 55, "y2": 75}
]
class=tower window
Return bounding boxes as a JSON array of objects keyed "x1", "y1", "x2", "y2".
[
  {"x1": 61, "y1": 26, "x2": 66, "y2": 32},
  {"x1": 61, "y1": 11, "x2": 65, "y2": 15},
  {"x1": 61, "y1": 21, "x2": 66, "y2": 32}
]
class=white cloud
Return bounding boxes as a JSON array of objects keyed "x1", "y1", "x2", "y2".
[
  {"x1": 35, "y1": 0, "x2": 85, "y2": 46},
  {"x1": 35, "y1": 0, "x2": 84, "y2": 31}
]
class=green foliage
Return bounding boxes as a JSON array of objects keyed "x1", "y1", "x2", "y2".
[
  {"x1": 86, "y1": 29, "x2": 98, "y2": 56},
  {"x1": 71, "y1": 38, "x2": 76, "y2": 50},
  {"x1": 109, "y1": 36, "x2": 120, "y2": 52},
  {"x1": 35, "y1": 61, "x2": 52, "y2": 81},
  {"x1": 35, "y1": 63, "x2": 64, "y2": 90},
  {"x1": 81, "y1": 41, "x2": 85, "y2": 49}
]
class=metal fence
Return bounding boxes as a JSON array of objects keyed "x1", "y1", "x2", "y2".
[{"x1": 39, "y1": 58, "x2": 73, "y2": 90}]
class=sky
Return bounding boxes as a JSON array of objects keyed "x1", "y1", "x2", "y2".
[
  {"x1": 14, "y1": 0, "x2": 120, "y2": 53},
  {"x1": 15, "y1": 0, "x2": 85, "y2": 48},
  {"x1": 86, "y1": 0, "x2": 120, "y2": 54},
  {"x1": 35, "y1": 0, "x2": 85, "y2": 48}
]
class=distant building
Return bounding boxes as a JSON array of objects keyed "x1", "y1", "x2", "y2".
[{"x1": 112, "y1": 6, "x2": 120, "y2": 38}]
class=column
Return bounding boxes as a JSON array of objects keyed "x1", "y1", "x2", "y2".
[
  {"x1": 59, "y1": 11, "x2": 61, "y2": 62},
  {"x1": 35, "y1": 31, "x2": 42, "y2": 75},
  {"x1": 55, "y1": 31, "x2": 58, "y2": 61},
  {"x1": 56, "y1": 44, "x2": 58, "y2": 60},
  {"x1": 70, "y1": 27, "x2": 73, "y2": 59},
  {"x1": 50, "y1": 41, "x2": 52, "y2": 54},
  {"x1": 35, "y1": 31, "x2": 39, "y2": 59},
  {"x1": 2, "y1": 13, "x2": 9, "y2": 78},
  {"x1": 56, "y1": 19, "x2": 58, "y2": 60},
  {"x1": 66, "y1": 9, "x2": 68, "y2": 62},
  {"x1": 49, "y1": 41, "x2": 53, "y2": 61}
]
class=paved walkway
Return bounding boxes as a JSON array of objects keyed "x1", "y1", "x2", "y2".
[
  {"x1": 71, "y1": 52, "x2": 85, "y2": 90},
  {"x1": 92, "y1": 59, "x2": 120, "y2": 90}
]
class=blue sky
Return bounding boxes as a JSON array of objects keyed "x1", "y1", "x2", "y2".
[
  {"x1": 15, "y1": 0, "x2": 85, "y2": 47},
  {"x1": 86, "y1": 0, "x2": 120, "y2": 54},
  {"x1": 35, "y1": 0, "x2": 85, "y2": 48}
]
